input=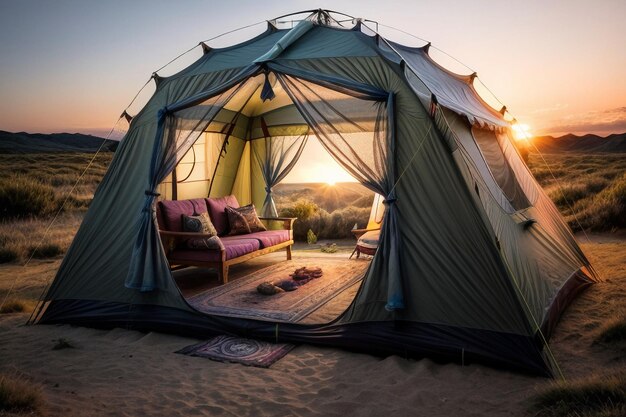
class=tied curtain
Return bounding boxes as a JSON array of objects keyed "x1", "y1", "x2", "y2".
[
  {"x1": 275, "y1": 72, "x2": 404, "y2": 311},
  {"x1": 125, "y1": 74, "x2": 259, "y2": 291},
  {"x1": 252, "y1": 118, "x2": 308, "y2": 217}
]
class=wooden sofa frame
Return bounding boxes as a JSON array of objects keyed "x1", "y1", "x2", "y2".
[{"x1": 159, "y1": 217, "x2": 296, "y2": 284}]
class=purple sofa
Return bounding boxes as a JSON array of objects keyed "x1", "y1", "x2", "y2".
[{"x1": 156, "y1": 195, "x2": 295, "y2": 284}]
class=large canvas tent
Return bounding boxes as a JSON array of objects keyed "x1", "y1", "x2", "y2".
[{"x1": 34, "y1": 10, "x2": 596, "y2": 376}]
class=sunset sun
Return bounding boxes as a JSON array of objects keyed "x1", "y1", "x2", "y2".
[{"x1": 512, "y1": 123, "x2": 532, "y2": 141}]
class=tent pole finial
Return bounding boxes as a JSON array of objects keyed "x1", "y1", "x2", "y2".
[
  {"x1": 151, "y1": 72, "x2": 163, "y2": 87},
  {"x1": 199, "y1": 42, "x2": 212, "y2": 54},
  {"x1": 120, "y1": 110, "x2": 133, "y2": 123}
]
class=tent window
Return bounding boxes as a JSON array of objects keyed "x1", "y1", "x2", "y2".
[{"x1": 472, "y1": 127, "x2": 530, "y2": 211}]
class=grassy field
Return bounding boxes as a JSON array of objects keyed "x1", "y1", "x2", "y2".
[
  {"x1": 274, "y1": 182, "x2": 373, "y2": 241},
  {"x1": 0, "y1": 149, "x2": 624, "y2": 264},
  {"x1": 527, "y1": 152, "x2": 626, "y2": 232},
  {"x1": 0, "y1": 153, "x2": 112, "y2": 263}
]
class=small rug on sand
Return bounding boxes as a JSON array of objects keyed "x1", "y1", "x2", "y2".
[
  {"x1": 176, "y1": 335, "x2": 295, "y2": 368},
  {"x1": 187, "y1": 258, "x2": 369, "y2": 323}
]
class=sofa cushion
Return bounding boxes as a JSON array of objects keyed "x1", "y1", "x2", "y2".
[
  {"x1": 185, "y1": 235, "x2": 224, "y2": 251},
  {"x1": 158, "y1": 198, "x2": 208, "y2": 232},
  {"x1": 244, "y1": 230, "x2": 290, "y2": 248},
  {"x1": 169, "y1": 238, "x2": 260, "y2": 263},
  {"x1": 206, "y1": 195, "x2": 239, "y2": 236}
]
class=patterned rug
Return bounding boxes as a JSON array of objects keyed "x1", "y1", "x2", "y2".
[
  {"x1": 176, "y1": 335, "x2": 295, "y2": 368},
  {"x1": 187, "y1": 258, "x2": 369, "y2": 323}
]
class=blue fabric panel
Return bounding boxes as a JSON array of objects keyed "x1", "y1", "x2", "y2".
[{"x1": 278, "y1": 26, "x2": 379, "y2": 60}]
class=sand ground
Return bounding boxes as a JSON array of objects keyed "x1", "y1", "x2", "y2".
[{"x1": 0, "y1": 234, "x2": 624, "y2": 417}]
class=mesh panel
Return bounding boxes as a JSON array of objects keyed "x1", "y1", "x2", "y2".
[
  {"x1": 276, "y1": 73, "x2": 391, "y2": 193},
  {"x1": 472, "y1": 127, "x2": 530, "y2": 211},
  {"x1": 251, "y1": 126, "x2": 308, "y2": 217}
]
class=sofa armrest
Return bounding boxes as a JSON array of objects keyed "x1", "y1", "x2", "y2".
[
  {"x1": 259, "y1": 217, "x2": 297, "y2": 230},
  {"x1": 351, "y1": 227, "x2": 380, "y2": 239}
]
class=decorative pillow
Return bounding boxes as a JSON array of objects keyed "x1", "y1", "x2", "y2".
[
  {"x1": 182, "y1": 212, "x2": 217, "y2": 235},
  {"x1": 225, "y1": 206, "x2": 252, "y2": 236},
  {"x1": 181, "y1": 212, "x2": 220, "y2": 250},
  {"x1": 235, "y1": 204, "x2": 267, "y2": 233},
  {"x1": 158, "y1": 198, "x2": 208, "y2": 232}
]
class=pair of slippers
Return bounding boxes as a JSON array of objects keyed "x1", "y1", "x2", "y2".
[
  {"x1": 291, "y1": 266, "x2": 323, "y2": 281},
  {"x1": 256, "y1": 266, "x2": 324, "y2": 295}
]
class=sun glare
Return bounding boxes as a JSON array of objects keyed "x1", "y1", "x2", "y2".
[
  {"x1": 512, "y1": 123, "x2": 533, "y2": 141},
  {"x1": 313, "y1": 164, "x2": 352, "y2": 186}
]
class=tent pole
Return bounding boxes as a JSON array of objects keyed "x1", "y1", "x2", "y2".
[{"x1": 171, "y1": 166, "x2": 178, "y2": 200}]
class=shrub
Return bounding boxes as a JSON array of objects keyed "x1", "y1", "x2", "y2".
[
  {"x1": 595, "y1": 316, "x2": 626, "y2": 344},
  {"x1": 0, "y1": 371, "x2": 44, "y2": 414},
  {"x1": 575, "y1": 174, "x2": 626, "y2": 231},
  {"x1": 351, "y1": 195, "x2": 375, "y2": 208},
  {"x1": 29, "y1": 243, "x2": 63, "y2": 259},
  {"x1": 549, "y1": 183, "x2": 588, "y2": 209},
  {"x1": 320, "y1": 243, "x2": 338, "y2": 253},
  {"x1": 52, "y1": 338, "x2": 74, "y2": 350},
  {"x1": 0, "y1": 300, "x2": 25, "y2": 314},
  {"x1": 306, "y1": 229, "x2": 317, "y2": 244},
  {"x1": 531, "y1": 372, "x2": 626, "y2": 417},
  {"x1": 0, "y1": 175, "x2": 57, "y2": 220},
  {"x1": 0, "y1": 247, "x2": 18, "y2": 264},
  {"x1": 279, "y1": 198, "x2": 319, "y2": 220},
  {"x1": 281, "y1": 199, "x2": 371, "y2": 241}
]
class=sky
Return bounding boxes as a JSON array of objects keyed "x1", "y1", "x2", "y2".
[{"x1": 0, "y1": 0, "x2": 625, "y2": 182}]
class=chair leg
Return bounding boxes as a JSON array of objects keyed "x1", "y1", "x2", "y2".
[
  {"x1": 218, "y1": 264, "x2": 229, "y2": 284},
  {"x1": 286, "y1": 245, "x2": 292, "y2": 261}
]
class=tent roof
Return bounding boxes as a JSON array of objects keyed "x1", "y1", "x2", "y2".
[{"x1": 156, "y1": 17, "x2": 507, "y2": 130}]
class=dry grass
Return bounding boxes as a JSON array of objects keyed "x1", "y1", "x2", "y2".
[
  {"x1": 0, "y1": 370, "x2": 44, "y2": 415},
  {"x1": 595, "y1": 315, "x2": 626, "y2": 345},
  {"x1": 0, "y1": 298, "x2": 36, "y2": 314},
  {"x1": 531, "y1": 372, "x2": 626, "y2": 417},
  {"x1": 279, "y1": 199, "x2": 370, "y2": 241},
  {"x1": 0, "y1": 213, "x2": 84, "y2": 264},
  {"x1": 0, "y1": 150, "x2": 623, "y2": 261},
  {"x1": 0, "y1": 152, "x2": 111, "y2": 264},
  {"x1": 527, "y1": 153, "x2": 626, "y2": 232}
]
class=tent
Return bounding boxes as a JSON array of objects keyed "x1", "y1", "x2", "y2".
[{"x1": 34, "y1": 10, "x2": 596, "y2": 376}]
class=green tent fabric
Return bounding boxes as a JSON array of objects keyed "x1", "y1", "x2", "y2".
[{"x1": 35, "y1": 10, "x2": 596, "y2": 376}]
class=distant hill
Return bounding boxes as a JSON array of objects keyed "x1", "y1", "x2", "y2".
[
  {"x1": 274, "y1": 182, "x2": 374, "y2": 213},
  {"x1": 0, "y1": 130, "x2": 118, "y2": 154},
  {"x1": 532, "y1": 132, "x2": 626, "y2": 153}
]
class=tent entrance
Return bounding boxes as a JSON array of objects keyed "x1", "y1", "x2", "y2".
[{"x1": 154, "y1": 70, "x2": 392, "y2": 323}]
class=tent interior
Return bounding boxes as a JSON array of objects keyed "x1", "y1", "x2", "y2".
[{"x1": 155, "y1": 71, "x2": 386, "y2": 325}]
